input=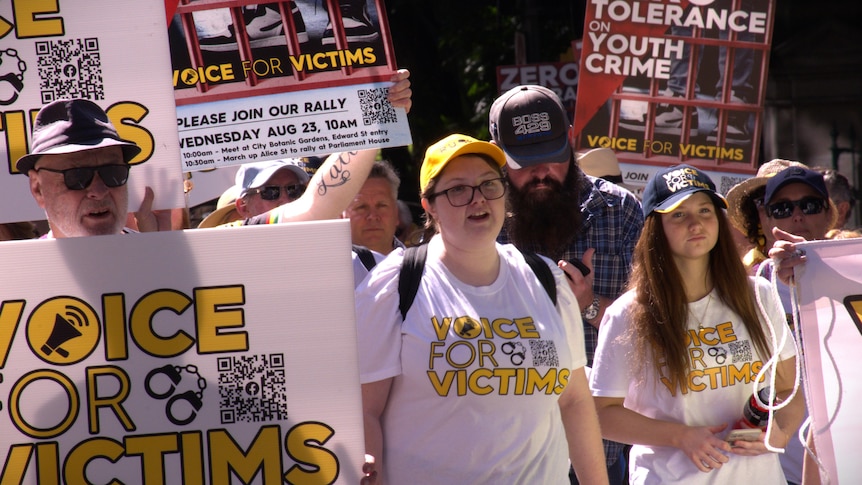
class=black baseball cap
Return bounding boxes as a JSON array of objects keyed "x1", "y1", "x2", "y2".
[
  {"x1": 16, "y1": 99, "x2": 141, "y2": 174},
  {"x1": 642, "y1": 164, "x2": 727, "y2": 216},
  {"x1": 489, "y1": 85, "x2": 571, "y2": 169}
]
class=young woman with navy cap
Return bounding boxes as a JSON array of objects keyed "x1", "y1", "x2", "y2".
[{"x1": 589, "y1": 164, "x2": 804, "y2": 484}]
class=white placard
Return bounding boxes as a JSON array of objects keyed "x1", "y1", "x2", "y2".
[{"x1": 0, "y1": 220, "x2": 364, "y2": 484}]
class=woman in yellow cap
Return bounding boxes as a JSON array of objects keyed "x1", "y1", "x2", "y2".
[{"x1": 356, "y1": 134, "x2": 607, "y2": 484}]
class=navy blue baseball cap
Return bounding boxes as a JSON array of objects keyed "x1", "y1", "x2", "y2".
[
  {"x1": 642, "y1": 164, "x2": 727, "y2": 216},
  {"x1": 763, "y1": 166, "x2": 829, "y2": 206}
]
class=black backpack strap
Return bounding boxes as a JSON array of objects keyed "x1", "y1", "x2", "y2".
[
  {"x1": 352, "y1": 244, "x2": 377, "y2": 271},
  {"x1": 521, "y1": 251, "x2": 557, "y2": 306},
  {"x1": 397, "y1": 245, "x2": 555, "y2": 321},
  {"x1": 398, "y1": 244, "x2": 428, "y2": 320}
]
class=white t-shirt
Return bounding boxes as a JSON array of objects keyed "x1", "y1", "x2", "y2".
[
  {"x1": 356, "y1": 239, "x2": 586, "y2": 485},
  {"x1": 351, "y1": 247, "x2": 386, "y2": 288},
  {"x1": 590, "y1": 277, "x2": 796, "y2": 485}
]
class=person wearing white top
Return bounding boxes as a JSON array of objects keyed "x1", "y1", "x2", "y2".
[
  {"x1": 357, "y1": 134, "x2": 608, "y2": 485},
  {"x1": 590, "y1": 164, "x2": 804, "y2": 484}
]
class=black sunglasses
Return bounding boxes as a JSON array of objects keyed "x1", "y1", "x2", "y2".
[
  {"x1": 36, "y1": 164, "x2": 130, "y2": 190},
  {"x1": 248, "y1": 184, "x2": 306, "y2": 201},
  {"x1": 766, "y1": 197, "x2": 827, "y2": 219}
]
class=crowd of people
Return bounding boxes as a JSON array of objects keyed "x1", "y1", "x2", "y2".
[{"x1": 7, "y1": 71, "x2": 858, "y2": 484}]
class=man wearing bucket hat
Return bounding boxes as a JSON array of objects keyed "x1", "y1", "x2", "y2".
[
  {"x1": 17, "y1": 98, "x2": 142, "y2": 238},
  {"x1": 490, "y1": 84, "x2": 643, "y2": 485}
]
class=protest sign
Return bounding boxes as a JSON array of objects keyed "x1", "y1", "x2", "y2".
[
  {"x1": 496, "y1": 61, "x2": 580, "y2": 122},
  {"x1": 166, "y1": 0, "x2": 412, "y2": 172},
  {"x1": 0, "y1": 221, "x2": 365, "y2": 484},
  {"x1": 0, "y1": 0, "x2": 185, "y2": 223},
  {"x1": 794, "y1": 238, "x2": 862, "y2": 484},
  {"x1": 573, "y1": 0, "x2": 776, "y2": 194}
]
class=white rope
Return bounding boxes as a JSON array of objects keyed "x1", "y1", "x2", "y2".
[
  {"x1": 751, "y1": 259, "x2": 799, "y2": 454},
  {"x1": 754, "y1": 257, "x2": 830, "y2": 484}
]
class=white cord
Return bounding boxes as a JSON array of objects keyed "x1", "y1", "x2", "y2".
[
  {"x1": 755, "y1": 259, "x2": 830, "y2": 484},
  {"x1": 752, "y1": 260, "x2": 800, "y2": 454}
]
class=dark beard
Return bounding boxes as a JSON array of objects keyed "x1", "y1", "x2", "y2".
[{"x1": 505, "y1": 165, "x2": 583, "y2": 261}]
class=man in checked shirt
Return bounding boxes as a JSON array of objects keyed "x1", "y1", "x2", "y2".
[{"x1": 490, "y1": 85, "x2": 644, "y2": 485}]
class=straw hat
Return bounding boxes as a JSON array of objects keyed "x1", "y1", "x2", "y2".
[
  {"x1": 198, "y1": 185, "x2": 242, "y2": 228},
  {"x1": 726, "y1": 159, "x2": 806, "y2": 234}
]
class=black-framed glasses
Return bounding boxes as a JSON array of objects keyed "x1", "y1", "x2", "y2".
[
  {"x1": 248, "y1": 184, "x2": 306, "y2": 201},
  {"x1": 766, "y1": 197, "x2": 827, "y2": 219},
  {"x1": 427, "y1": 177, "x2": 507, "y2": 207},
  {"x1": 36, "y1": 165, "x2": 130, "y2": 190}
]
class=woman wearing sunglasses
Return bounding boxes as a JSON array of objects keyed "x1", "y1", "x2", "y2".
[
  {"x1": 356, "y1": 134, "x2": 607, "y2": 484},
  {"x1": 760, "y1": 166, "x2": 837, "y2": 245},
  {"x1": 589, "y1": 164, "x2": 804, "y2": 484}
]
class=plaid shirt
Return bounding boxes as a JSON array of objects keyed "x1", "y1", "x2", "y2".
[{"x1": 499, "y1": 170, "x2": 644, "y2": 470}]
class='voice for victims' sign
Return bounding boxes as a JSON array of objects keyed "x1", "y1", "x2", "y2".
[{"x1": 0, "y1": 221, "x2": 364, "y2": 484}]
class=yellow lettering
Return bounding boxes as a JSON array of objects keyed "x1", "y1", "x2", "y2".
[
  {"x1": 468, "y1": 368, "x2": 493, "y2": 395},
  {"x1": 10, "y1": 370, "x2": 78, "y2": 438},
  {"x1": 0, "y1": 300, "x2": 25, "y2": 367},
  {"x1": 64, "y1": 438, "x2": 123, "y2": 485},
  {"x1": 525, "y1": 367, "x2": 558, "y2": 395},
  {"x1": 130, "y1": 289, "x2": 193, "y2": 357},
  {"x1": 87, "y1": 366, "x2": 134, "y2": 434},
  {"x1": 125, "y1": 434, "x2": 179, "y2": 485},
  {"x1": 716, "y1": 321, "x2": 737, "y2": 343},
  {"x1": 427, "y1": 370, "x2": 455, "y2": 396},
  {"x1": 210, "y1": 426, "x2": 283, "y2": 485},
  {"x1": 194, "y1": 286, "x2": 248, "y2": 354},
  {"x1": 513, "y1": 317, "x2": 540, "y2": 338},
  {"x1": 285, "y1": 422, "x2": 339, "y2": 485},
  {"x1": 431, "y1": 316, "x2": 452, "y2": 340},
  {"x1": 491, "y1": 318, "x2": 518, "y2": 339},
  {"x1": 107, "y1": 102, "x2": 154, "y2": 165},
  {"x1": 103, "y1": 294, "x2": 128, "y2": 360},
  {"x1": 13, "y1": 0, "x2": 63, "y2": 38}
]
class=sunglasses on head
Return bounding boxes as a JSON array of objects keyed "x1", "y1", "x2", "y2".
[
  {"x1": 36, "y1": 164, "x2": 130, "y2": 190},
  {"x1": 248, "y1": 184, "x2": 306, "y2": 201},
  {"x1": 766, "y1": 197, "x2": 827, "y2": 219}
]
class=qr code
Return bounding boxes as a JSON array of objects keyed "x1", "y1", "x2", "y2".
[
  {"x1": 217, "y1": 354, "x2": 288, "y2": 424},
  {"x1": 529, "y1": 340, "x2": 560, "y2": 367},
  {"x1": 728, "y1": 340, "x2": 753, "y2": 363},
  {"x1": 358, "y1": 87, "x2": 397, "y2": 125},
  {"x1": 36, "y1": 38, "x2": 104, "y2": 104},
  {"x1": 719, "y1": 175, "x2": 748, "y2": 196}
]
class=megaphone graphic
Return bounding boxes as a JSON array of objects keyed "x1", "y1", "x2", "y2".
[{"x1": 40, "y1": 314, "x2": 83, "y2": 358}]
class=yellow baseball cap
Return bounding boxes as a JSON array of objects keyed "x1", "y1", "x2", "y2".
[{"x1": 420, "y1": 134, "x2": 506, "y2": 194}]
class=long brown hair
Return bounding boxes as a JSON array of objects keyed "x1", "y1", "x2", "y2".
[{"x1": 628, "y1": 203, "x2": 771, "y2": 392}]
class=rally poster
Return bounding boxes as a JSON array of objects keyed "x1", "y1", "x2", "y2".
[
  {"x1": 0, "y1": 0, "x2": 185, "y2": 224},
  {"x1": 0, "y1": 221, "x2": 365, "y2": 484},
  {"x1": 496, "y1": 61, "x2": 580, "y2": 123},
  {"x1": 573, "y1": 0, "x2": 775, "y2": 195},
  {"x1": 166, "y1": 0, "x2": 412, "y2": 172},
  {"x1": 794, "y1": 238, "x2": 862, "y2": 484}
]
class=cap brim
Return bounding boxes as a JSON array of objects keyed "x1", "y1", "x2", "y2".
[
  {"x1": 503, "y1": 134, "x2": 571, "y2": 170},
  {"x1": 424, "y1": 141, "x2": 507, "y2": 187},
  {"x1": 654, "y1": 189, "x2": 728, "y2": 213},
  {"x1": 243, "y1": 164, "x2": 310, "y2": 196},
  {"x1": 725, "y1": 176, "x2": 768, "y2": 232},
  {"x1": 16, "y1": 138, "x2": 141, "y2": 173},
  {"x1": 198, "y1": 205, "x2": 241, "y2": 228}
]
